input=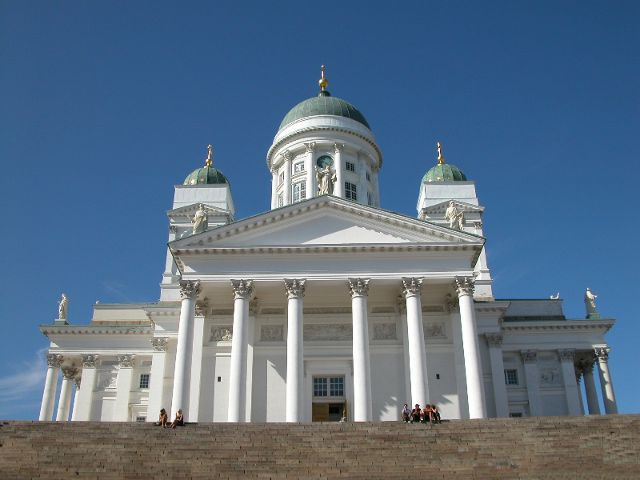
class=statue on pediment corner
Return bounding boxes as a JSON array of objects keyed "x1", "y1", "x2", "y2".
[
  {"x1": 58, "y1": 293, "x2": 68, "y2": 320},
  {"x1": 584, "y1": 288, "x2": 599, "y2": 318}
]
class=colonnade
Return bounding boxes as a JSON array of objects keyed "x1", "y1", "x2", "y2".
[{"x1": 168, "y1": 275, "x2": 487, "y2": 422}]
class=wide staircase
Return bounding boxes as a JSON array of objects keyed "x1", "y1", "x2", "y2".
[{"x1": 1, "y1": 415, "x2": 639, "y2": 479}]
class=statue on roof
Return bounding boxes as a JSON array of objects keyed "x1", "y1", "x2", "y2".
[
  {"x1": 316, "y1": 165, "x2": 336, "y2": 195},
  {"x1": 192, "y1": 203, "x2": 208, "y2": 234},
  {"x1": 584, "y1": 288, "x2": 599, "y2": 318},
  {"x1": 58, "y1": 293, "x2": 68, "y2": 320},
  {"x1": 444, "y1": 201, "x2": 464, "y2": 230}
]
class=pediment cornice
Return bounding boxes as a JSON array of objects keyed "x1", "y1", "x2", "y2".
[
  {"x1": 171, "y1": 196, "x2": 484, "y2": 251},
  {"x1": 502, "y1": 319, "x2": 614, "y2": 334},
  {"x1": 40, "y1": 325, "x2": 153, "y2": 337},
  {"x1": 167, "y1": 203, "x2": 232, "y2": 220}
]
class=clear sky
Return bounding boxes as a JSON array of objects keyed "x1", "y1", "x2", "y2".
[{"x1": 0, "y1": 1, "x2": 637, "y2": 419}]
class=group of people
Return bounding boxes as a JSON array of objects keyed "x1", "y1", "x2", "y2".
[
  {"x1": 401, "y1": 403, "x2": 441, "y2": 424},
  {"x1": 155, "y1": 408, "x2": 184, "y2": 428}
]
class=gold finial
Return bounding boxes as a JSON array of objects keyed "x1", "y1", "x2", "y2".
[
  {"x1": 319, "y1": 64, "x2": 329, "y2": 91},
  {"x1": 437, "y1": 141, "x2": 445, "y2": 165},
  {"x1": 205, "y1": 144, "x2": 213, "y2": 167}
]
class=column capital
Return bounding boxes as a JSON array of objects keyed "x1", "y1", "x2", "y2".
[
  {"x1": 284, "y1": 278, "x2": 306, "y2": 299},
  {"x1": 521, "y1": 350, "x2": 538, "y2": 363},
  {"x1": 47, "y1": 353, "x2": 64, "y2": 368},
  {"x1": 151, "y1": 337, "x2": 169, "y2": 352},
  {"x1": 61, "y1": 366, "x2": 78, "y2": 380},
  {"x1": 334, "y1": 143, "x2": 344, "y2": 154},
  {"x1": 558, "y1": 349, "x2": 576, "y2": 362},
  {"x1": 117, "y1": 354, "x2": 135, "y2": 368},
  {"x1": 282, "y1": 149, "x2": 292, "y2": 161},
  {"x1": 249, "y1": 297, "x2": 259, "y2": 316},
  {"x1": 169, "y1": 225, "x2": 178, "y2": 234},
  {"x1": 81, "y1": 354, "x2": 100, "y2": 368},
  {"x1": 231, "y1": 279, "x2": 254, "y2": 299},
  {"x1": 594, "y1": 346, "x2": 610, "y2": 362},
  {"x1": 485, "y1": 333, "x2": 503, "y2": 347},
  {"x1": 179, "y1": 280, "x2": 201, "y2": 300},
  {"x1": 348, "y1": 278, "x2": 370, "y2": 297},
  {"x1": 455, "y1": 276, "x2": 475, "y2": 297},
  {"x1": 304, "y1": 142, "x2": 316, "y2": 153},
  {"x1": 401, "y1": 277, "x2": 423, "y2": 298}
]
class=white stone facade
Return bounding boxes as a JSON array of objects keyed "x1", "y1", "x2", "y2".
[{"x1": 38, "y1": 84, "x2": 617, "y2": 423}]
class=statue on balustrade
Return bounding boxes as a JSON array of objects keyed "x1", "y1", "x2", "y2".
[
  {"x1": 445, "y1": 201, "x2": 464, "y2": 230},
  {"x1": 192, "y1": 203, "x2": 208, "y2": 234},
  {"x1": 57, "y1": 293, "x2": 68, "y2": 320}
]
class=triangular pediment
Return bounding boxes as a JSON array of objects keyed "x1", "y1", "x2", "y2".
[
  {"x1": 421, "y1": 200, "x2": 484, "y2": 216},
  {"x1": 167, "y1": 203, "x2": 232, "y2": 221},
  {"x1": 171, "y1": 196, "x2": 483, "y2": 250}
]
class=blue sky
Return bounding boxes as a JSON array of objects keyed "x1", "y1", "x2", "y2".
[{"x1": 0, "y1": 1, "x2": 637, "y2": 419}]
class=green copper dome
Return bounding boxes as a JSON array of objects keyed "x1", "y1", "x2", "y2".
[
  {"x1": 183, "y1": 166, "x2": 228, "y2": 185},
  {"x1": 183, "y1": 145, "x2": 228, "y2": 185},
  {"x1": 279, "y1": 91, "x2": 371, "y2": 131},
  {"x1": 422, "y1": 163, "x2": 467, "y2": 182}
]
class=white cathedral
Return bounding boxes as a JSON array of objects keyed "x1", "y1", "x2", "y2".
[{"x1": 39, "y1": 68, "x2": 618, "y2": 424}]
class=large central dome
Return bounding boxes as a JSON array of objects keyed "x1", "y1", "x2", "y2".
[{"x1": 278, "y1": 91, "x2": 370, "y2": 131}]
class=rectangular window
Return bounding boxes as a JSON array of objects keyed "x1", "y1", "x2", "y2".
[
  {"x1": 135, "y1": 416, "x2": 146, "y2": 422},
  {"x1": 504, "y1": 369, "x2": 518, "y2": 385},
  {"x1": 313, "y1": 377, "x2": 327, "y2": 397},
  {"x1": 279, "y1": 171, "x2": 285, "y2": 185},
  {"x1": 366, "y1": 171, "x2": 371, "y2": 181},
  {"x1": 292, "y1": 181, "x2": 306, "y2": 202},
  {"x1": 277, "y1": 193, "x2": 284, "y2": 207},
  {"x1": 293, "y1": 162, "x2": 304, "y2": 173},
  {"x1": 139, "y1": 373, "x2": 150, "y2": 389},
  {"x1": 509, "y1": 412, "x2": 523, "y2": 418},
  {"x1": 345, "y1": 182, "x2": 357, "y2": 201},
  {"x1": 329, "y1": 377, "x2": 344, "y2": 397},
  {"x1": 346, "y1": 161, "x2": 355, "y2": 172}
]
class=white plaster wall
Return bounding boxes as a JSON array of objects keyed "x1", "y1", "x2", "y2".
[
  {"x1": 370, "y1": 350, "x2": 405, "y2": 421},
  {"x1": 212, "y1": 354, "x2": 231, "y2": 422},
  {"x1": 425, "y1": 348, "x2": 460, "y2": 420}
]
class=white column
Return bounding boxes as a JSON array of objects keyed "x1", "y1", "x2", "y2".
[
  {"x1": 283, "y1": 151, "x2": 292, "y2": 205},
  {"x1": 582, "y1": 360, "x2": 601, "y2": 415},
  {"x1": 521, "y1": 350, "x2": 542, "y2": 416},
  {"x1": 448, "y1": 298, "x2": 468, "y2": 418},
  {"x1": 188, "y1": 305, "x2": 206, "y2": 422},
  {"x1": 74, "y1": 354, "x2": 99, "y2": 421},
  {"x1": 575, "y1": 368, "x2": 585, "y2": 415},
  {"x1": 284, "y1": 278, "x2": 306, "y2": 422},
  {"x1": 402, "y1": 277, "x2": 428, "y2": 408},
  {"x1": 70, "y1": 377, "x2": 81, "y2": 421},
  {"x1": 595, "y1": 347, "x2": 618, "y2": 414},
  {"x1": 304, "y1": 142, "x2": 316, "y2": 199},
  {"x1": 39, "y1": 354, "x2": 62, "y2": 421},
  {"x1": 147, "y1": 338, "x2": 169, "y2": 422},
  {"x1": 334, "y1": 143, "x2": 344, "y2": 198},
  {"x1": 558, "y1": 349, "x2": 582, "y2": 416},
  {"x1": 114, "y1": 355, "x2": 135, "y2": 421},
  {"x1": 358, "y1": 153, "x2": 368, "y2": 205},
  {"x1": 486, "y1": 333, "x2": 509, "y2": 417},
  {"x1": 171, "y1": 280, "x2": 200, "y2": 419},
  {"x1": 228, "y1": 279, "x2": 254, "y2": 422},
  {"x1": 56, "y1": 366, "x2": 78, "y2": 421},
  {"x1": 455, "y1": 277, "x2": 487, "y2": 419},
  {"x1": 348, "y1": 278, "x2": 372, "y2": 421},
  {"x1": 270, "y1": 169, "x2": 278, "y2": 209}
]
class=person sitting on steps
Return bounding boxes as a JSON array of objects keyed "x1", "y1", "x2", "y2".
[
  {"x1": 410, "y1": 404, "x2": 421, "y2": 423},
  {"x1": 170, "y1": 409, "x2": 184, "y2": 428},
  {"x1": 422, "y1": 404, "x2": 434, "y2": 424},
  {"x1": 401, "y1": 403, "x2": 411, "y2": 422},
  {"x1": 431, "y1": 404, "x2": 441, "y2": 424},
  {"x1": 156, "y1": 408, "x2": 168, "y2": 428}
]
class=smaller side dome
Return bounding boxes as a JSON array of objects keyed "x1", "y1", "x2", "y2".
[
  {"x1": 183, "y1": 145, "x2": 229, "y2": 185},
  {"x1": 422, "y1": 142, "x2": 467, "y2": 183}
]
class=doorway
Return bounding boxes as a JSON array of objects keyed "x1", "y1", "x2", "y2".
[{"x1": 311, "y1": 375, "x2": 346, "y2": 422}]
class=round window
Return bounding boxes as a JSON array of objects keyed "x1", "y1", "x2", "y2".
[{"x1": 316, "y1": 155, "x2": 334, "y2": 168}]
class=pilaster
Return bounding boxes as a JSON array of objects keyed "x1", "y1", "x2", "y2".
[
  {"x1": 486, "y1": 333, "x2": 509, "y2": 417},
  {"x1": 521, "y1": 350, "x2": 541, "y2": 416},
  {"x1": 558, "y1": 349, "x2": 582, "y2": 416},
  {"x1": 114, "y1": 354, "x2": 135, "y2": 421},
  {"x1": 74, "y1": 354, "x2": 99, "y2": 421}
]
